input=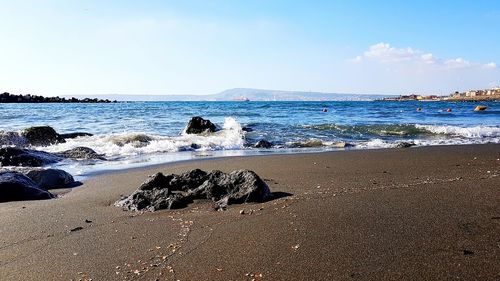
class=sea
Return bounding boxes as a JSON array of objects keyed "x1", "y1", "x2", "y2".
[{"x1": 1, "y1": 101, "x2": 499, "y2": 178}]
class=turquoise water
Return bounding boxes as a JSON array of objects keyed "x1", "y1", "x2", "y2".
[{"x1": 1, "y1": 101, "x2": 499, "y2": 176}]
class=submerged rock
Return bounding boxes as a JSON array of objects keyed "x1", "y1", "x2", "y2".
[
  {"x1": 56, "y1": 147, "x2": 106, "y2": 160},
  {"x1": 0, "y1": 147, "x2": 61, "y2": 167},
  {"x1": 111, "y1": 134, "x2": 152, "y2": 147},
  {"x1": 184, "y1": 117, "x2": 218, "y2": 134},
  {"x1": 395, "y1": 142, "x2": 416, "y2": 148},
  {"x1": 116, "y1": 169, "x2": 270, "y2": 211},
  {"x1": 332, "y1": 141, "x2": 353, "y2": 148},
  {"x1": 59, "y1": 132, "x2": 93, "y2": 139},
  {"x1": 26, "y1": 169, "x2": 75, "y2": 189},
  {"x1": 292, "y1": 140, "x2": 324, "y2": 148},
  {"x1": 0, "y1": 171, "x2": 54, "y2": 202},
  {"x1": 22, "y1": 126, "x2": 65, "y2": 146},
  {"x1": 254, "y1": 139, "x2": 273, "y2": 148}
]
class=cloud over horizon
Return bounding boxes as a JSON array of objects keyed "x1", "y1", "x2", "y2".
[{"x1": 353, "y1": 42, "x2": 496, "y2": 70}]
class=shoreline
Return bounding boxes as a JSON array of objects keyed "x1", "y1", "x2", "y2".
[
  {"x1": 64, "y1": 143, "x2": 500, "y2": 180},
  {"x1": 1, "y1": 143, "x2": 499, "y2": 280}
]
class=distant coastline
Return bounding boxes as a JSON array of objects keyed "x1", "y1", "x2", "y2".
[
  {"x1": 381, "y1": 87, "x2": 500, "y2": 102},
  {"x1": 0, "y1": 92, "x2": 116, "y2": 103}
]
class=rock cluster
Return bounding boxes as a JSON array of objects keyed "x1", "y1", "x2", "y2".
[
  {"x1": 116, "y1": 169, "x2": 270, "y2": 211},
  {"x1": 0, "y1": 124, "x2": 104, "y2": 202},
  {"x1": 0, "y1": 146, "x2": 105, "y2": 167}
]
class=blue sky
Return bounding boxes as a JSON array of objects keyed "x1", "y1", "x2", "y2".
[{"x1": 1, "y1": 0, "x2": 499, "y2": 96}]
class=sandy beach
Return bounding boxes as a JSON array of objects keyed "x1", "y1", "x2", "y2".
[{"x1": 0, "y1": 144, "x2": 499, "y2": 280}]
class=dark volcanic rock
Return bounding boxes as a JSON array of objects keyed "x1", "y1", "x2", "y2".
[
  {"x1": 26, "y1": 169, "x2": 75, "y2": 189},
  {"x1": 184, "y1": 117, "x2": 218, "y2": 134},
  {"x1": 395, "y1": 142, "x2": 416, "y2": 148},
  {"x1": 0, "y1": 171, "x2": 54, "y2": 202},
  {"x1": 22, "y1": 126, "x2": 64, "y2": 146},
  {"x1": 0, "y1": 147, "x2": 60, "y2": 167},
  {"x1": 59, "y1": 132, "x2": 93, "y2": 139},
  {"x1": 254, "y1": 139, "x2": 273, "y2": 148},
  {"x1": 116, "y1": 169, "x2": 270, "y2": 211},
  {"x1": 56, "y1": 147, "x2": 106, "y2": 160}
]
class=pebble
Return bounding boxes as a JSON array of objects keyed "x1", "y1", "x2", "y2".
[
  {"x1": 69, "y1": 226, "x2": 83, "y2": 232},
  {"x1": 239, "y1": 210, "x2": 245, "y2": 215}
]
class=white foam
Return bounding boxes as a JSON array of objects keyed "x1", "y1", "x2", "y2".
[
  {"x1": 357, "y1": 138, "x2": 394, "y2": 149},
  {"x1": 40, "y1": 117, "x2": 246, "y2": 157},
  {"x1": 415, "y1": 124, "x2": 500, "y2": 138},
  {"x1": 0, "y1": 130, "x2": 28, "y2": 147}
]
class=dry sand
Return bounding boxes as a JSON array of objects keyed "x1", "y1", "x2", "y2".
[{"x1": 0, "y1": 144, "x2": 499, "y2": 280}]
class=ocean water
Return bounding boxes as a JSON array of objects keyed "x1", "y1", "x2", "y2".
[{"x1": 1, "y1": 101, "x2": 499, "y2": 177}]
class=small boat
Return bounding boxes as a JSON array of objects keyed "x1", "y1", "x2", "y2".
[{"x1": 233, "y1": 96, "x2": 250, "y2": 102}]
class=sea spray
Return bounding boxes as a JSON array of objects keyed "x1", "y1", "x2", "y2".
[
  {"x1": 415, "y1": 124, "x2": 500, "y2": 138},
  {"x1": 40, "y1": 117, "x2": 246, "y2": 157}
]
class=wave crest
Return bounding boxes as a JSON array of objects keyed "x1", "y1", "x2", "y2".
[{"x1": 40, "y1": 117, "x2": 246, "y2": 157}]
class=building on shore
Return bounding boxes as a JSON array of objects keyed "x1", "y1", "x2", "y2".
[
  {"x1": 445, "y1": 87, "x2": 500, "y2": 101},
  {"x1": 382, "y1": 94, "x2": 440, "y2": 101},
  {"x1": 382, "y1": 87, "x2": 500, "y2": 101}
]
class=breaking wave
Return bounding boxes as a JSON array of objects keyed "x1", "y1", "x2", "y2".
[
  {"x1": 40, "y1": 117, "x2": 246, "y2": 157},
  {"x1": 304, "y1": 123, "x2": 500, "y2": 139},
  {"x1": 414, "y1": 124, "x2": 500, "y2": 138}
]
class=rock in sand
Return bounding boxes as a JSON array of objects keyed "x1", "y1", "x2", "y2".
[
  {"x1": 116, "y1": 169, "x2": 270, "y2": 211},
  {"x1": 26, "y1": 169, "x2": 75, "y2": 189},
  {"x1": 0, "y1": 171, "x2": 54, "y2": 202}
]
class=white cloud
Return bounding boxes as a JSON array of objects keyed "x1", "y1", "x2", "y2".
[
  {"x1": 444, "y1": 57, "x2": 472, "y2": 69},
  {"x1": 420, "y1": 53, "x2": 436, "y2": 64},
  {"x1": 353, "y1": 42, "x2": 496, "y2": 70},
  {"x1": 363, "y1": 42, "x2": 417, "y2": 62},
  {"x1": 483, "y1": 62, "x2": 497, "y2": 69},
  {"x1": 349, "y1": 55, "x2": 363, "y2": 63}
]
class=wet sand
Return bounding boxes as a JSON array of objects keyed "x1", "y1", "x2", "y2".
[{"x1": 0, "y1": 144, "x2": 499, "y2": 280}]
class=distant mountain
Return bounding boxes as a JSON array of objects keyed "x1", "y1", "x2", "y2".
[
  {"x1": 64, "y1": 88, "x2": 394, "y2": 101},
  {"x1": 214, "y1": 88, "x2": 391, "y2": 101}
]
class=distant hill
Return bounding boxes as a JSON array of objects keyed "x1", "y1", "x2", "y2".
[
  {"x1": 64, "y1": 88, "x2": 393, "y2": 101},
  {"x1": 213, "y1": 88, "x2": 390, "y2": 101}
]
